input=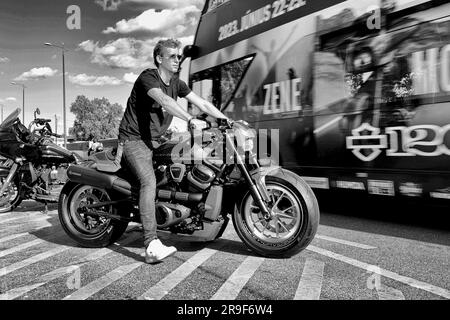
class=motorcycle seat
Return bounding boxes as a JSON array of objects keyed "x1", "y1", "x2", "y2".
[{"x1": 89, "y1": 148, "x2": 122, "y2": 173}]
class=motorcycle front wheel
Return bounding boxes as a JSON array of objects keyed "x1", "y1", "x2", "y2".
[
  {"x1": 0, "y1": 177, "x2": 22, "y2": 213},
  {"x1": 233, "y1": 175, "x2": 319, "y2": 258},
  {"x1": 58, "y1": 182, "x2": 129, "y2": 247}
]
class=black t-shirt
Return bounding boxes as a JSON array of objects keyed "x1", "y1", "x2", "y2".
[{"x1": 118, "y1": 68, "x2": 191, "y2": 142}]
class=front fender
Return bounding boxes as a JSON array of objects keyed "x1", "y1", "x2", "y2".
[
  {"x1": 250, "y1": 165, "x2": 283, "y2": 202},
  {"x1": 250, "y1": 166, "x2": 317, "y2": 206},
  {"x1": 0, "y1": 166, "x2": 11, "y2": 178}
]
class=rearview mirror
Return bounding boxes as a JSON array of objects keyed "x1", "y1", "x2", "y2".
[{"x1": 34, "y1": 108, "x2": 40, "y2": 119}]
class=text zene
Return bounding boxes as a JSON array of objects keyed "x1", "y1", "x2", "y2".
[{"x1": 263, "y1": 78, "x2": 302, "y2": 115}]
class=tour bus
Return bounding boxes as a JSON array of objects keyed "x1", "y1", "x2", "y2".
[{"x1": 185, "y1": 0, "x2": 450, "y2": 204}]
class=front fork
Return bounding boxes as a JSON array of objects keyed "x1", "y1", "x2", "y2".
[
  {"x1": 226, "y1": 135, "x2": 273, "y2": 219},
  {"x1": 0, "y1": 163, "x2": 19, "y2": 198}
]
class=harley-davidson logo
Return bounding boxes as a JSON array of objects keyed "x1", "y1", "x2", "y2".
[{"x1": 346, "y1": 123, "x2": 388, "y2": 162}]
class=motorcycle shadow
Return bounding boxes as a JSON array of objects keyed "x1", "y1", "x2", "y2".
[{"x1": 28, "y1": 220, "x2": 257, "y2": 263}]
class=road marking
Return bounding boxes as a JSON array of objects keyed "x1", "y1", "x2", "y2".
[
  {"x1": 0, "y1": 213, "x2": 52, "y2": 226},
  {"x1": 0, "y1": 283, "x2": 44, "y2": 300},
  {"x1": 314, "y1": 116, "x2": 343, "y2": 135},
  {"x1": 0, "y1": 230, "x2": 64, "y2": 258},
  {"x1": 307, "y1": 245, "x2": 450, "y2": 299},
  {"x1": 140, "y1": 248, "x2": 218, "y2": 300},
  {"x1": 0, "y1": 233, "x2": 141, "y2": 300},
  {"x1": 0, "y1": 232, "x2": 30, "y2": 244},
  {"x1": 211, "y1": 256, "x2": 265, "y2": 300},
  {"x1": 0, "y1": 226, "x2": 54, "y2": 245},
  {"x1": 315, "y1": 234, "x2": 377, "y2": 249},
  {"x1": 294, "y1": 259, "x2": 325, "y2": 300},
  {"x1": 377, "y1": 285, "x2": 405, "y2": 300},
  {"x1": 63, "y1": 262, "x2": 143, "y2": 300},
  {"x1": 0, "y1": 245, "x2": 70, "y2": 277}
]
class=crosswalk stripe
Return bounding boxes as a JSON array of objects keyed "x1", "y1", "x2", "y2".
[
  {"x1": 0, "y1": 213, "x2": 52, "y2": 225},
  {"x1": 211, "y1": 256, "x2": 265, "y2": 300},
  {"x1": 0, "y1": 212, "x2": 20, "y2": 220},
  {"x1": 315, "y1": 235, "x2": 376, "y2": 249},
  {"x1": 0, "y1": 233, "x2": 141, "y2": 300},
  {"x1": 139, "y1": 248, "x2": 218, "y2": 300},
  {"x1": 63, "y1": 262, "x2": 143, "y2": 300},
  {"x1": 0, "y1": 232, "x2": 31, "y2": 244},
  {"x1": 0, "y1": 245, "x2": 70, "y2": 277},
  {"x1": 0, "y1": 226, "x2": 53, "y2": 245},
  {"x1": 0, "y1": 283, "x2": 44, "y2": 300},
  {"x1": 0, "y1": 230, "x2": 64, "y2": 258},
  {"x1": 307, "y1": 245, "x2": 450, "y2": 299},
  {"x1": 294, "y1": 259, "x2": 325, "y2": 300}
]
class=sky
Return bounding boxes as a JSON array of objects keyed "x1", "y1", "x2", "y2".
[{"x1": 0, "y1": 0, "x2": 205, "y2": 134}]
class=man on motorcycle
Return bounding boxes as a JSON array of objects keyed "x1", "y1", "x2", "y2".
[{"x1": 118, "y1": 38, "x2": 229, "y2": 264}]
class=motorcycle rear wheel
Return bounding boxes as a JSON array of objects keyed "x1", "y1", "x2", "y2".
[
  {"x1": 233, "y1": 175, "x2": 319, "y2": 258},
  {"x1": 58, "y1": 182, "x2": 129, "y2": 248},
  {"x1": 0, "y1": 178, "x2": 22, "y2": 213}
]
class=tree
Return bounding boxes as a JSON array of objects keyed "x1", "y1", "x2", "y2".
[{"x1": 69, "y1": 95, "x2": 123, "y2": 141}]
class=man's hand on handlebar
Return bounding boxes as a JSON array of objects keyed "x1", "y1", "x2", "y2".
[{"x1": 188, "y1": 118, "x2": 208, "y2": 131}]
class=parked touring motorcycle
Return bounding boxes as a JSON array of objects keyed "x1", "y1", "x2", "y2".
[
  {"x1": 0, "y1": 108, "x2": 81, "y2": 213},
  {"x1": 58, "y1": 117, "x2": 319, "y2": 257}
]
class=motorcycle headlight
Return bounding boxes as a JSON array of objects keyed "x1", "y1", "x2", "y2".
[{"x1": 234, "y1": 124, "x2": 255, "y2": 152}]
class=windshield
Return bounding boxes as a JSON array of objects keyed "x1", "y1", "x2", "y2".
[{"x1": 0, "y1": 108, "x2": 21, "y2": 130}]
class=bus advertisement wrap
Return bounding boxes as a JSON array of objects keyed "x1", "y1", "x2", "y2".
[{"x1": 190, "y1": 0, "x2": 450, "y2": 201}]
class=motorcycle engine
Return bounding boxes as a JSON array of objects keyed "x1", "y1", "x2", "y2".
[{"x1": 187, "y1": 164, "x2": 216, "y2": 191}]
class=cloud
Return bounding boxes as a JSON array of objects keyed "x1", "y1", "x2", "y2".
[
  {"x1": 78, "y1": 36, "x2": 194, "y2": 70},
  {"x1": 0, "y1": 56, "x2": 10, "y2": 63},
  {"x1": 123, "y1": 72, "x2": 139, "y2": 84},
  {"x1": 95, "y1": 0, "x2": 122, "y2": 11},
  {"x1": 79, "y1": 38, "x2": 155, "y2": 69},
  {"x1": 6, "y1": 97, "x2": 17, "y2": 102},
  {"x1": 124, "y1": 0, "x2": 203, "y2": 9},
  {"x1": 69, "y1": 74, "x2": 123, "y2": 86},
  {"x1": 14, "y1": 67, "x2": 58, "y2": 81},
  {"x1": 102, "y1": 5, "x2": 200, "y2": 37}
]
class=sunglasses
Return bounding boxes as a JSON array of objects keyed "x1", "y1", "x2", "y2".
[{"x1": 164, "y1": 54, "x2": 182, "y2": 61}]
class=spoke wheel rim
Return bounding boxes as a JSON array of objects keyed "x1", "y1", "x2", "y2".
[
  {"x1": 0, "y1": 178, "x2": 18, "y2": 207},
  {"x1": 243, "y1": 184, "x2": 302, "y2": 244},
  {"x1": 69, "y1": 186, "x2": 111, "y2": 235}
]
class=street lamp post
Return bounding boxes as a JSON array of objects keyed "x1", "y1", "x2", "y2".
[
  {"x1": 45, "y1": 42, "x2": 68, "y2": 148},
  {"x1": 10, "y1": 82, "x2": 26, "y2": 123}
]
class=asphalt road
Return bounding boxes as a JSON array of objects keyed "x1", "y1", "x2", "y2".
[{"x1": 0, "y1": 200, "x2": 449, "y2": 301}]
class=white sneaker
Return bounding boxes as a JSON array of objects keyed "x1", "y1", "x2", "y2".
[{"x1": 145, "y1": 239, "x2": 177, "y2": 264}]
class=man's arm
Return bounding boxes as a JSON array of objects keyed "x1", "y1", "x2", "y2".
[
  {"x1": 147, "y1": 88, "x2": 193, "y2": 122},
  {"x1": 184, "y1": 92, "x2": 229, "y2": 120}
]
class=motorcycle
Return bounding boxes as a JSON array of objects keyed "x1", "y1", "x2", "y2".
[
  {"x1": 0, "y1": 108, "x2": 82, "y2": 213},
  {"x1": 58, "y1": 117, "x2": 319, "y2": 257}
]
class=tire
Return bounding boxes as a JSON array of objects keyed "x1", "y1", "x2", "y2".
[
  {"x1": 58, "y1": 182, "x2": 129, "y2": 248},
  {"x1": 0, "y1": 177, "x2": 22, "y2": 213},
  {"x1": 232, "y1": 175, "x2": 319, "y2": 258}
]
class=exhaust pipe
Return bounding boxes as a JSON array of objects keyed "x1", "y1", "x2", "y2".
[{"x1": 67, "y1": 165, "x2": 203, "y2": 202}]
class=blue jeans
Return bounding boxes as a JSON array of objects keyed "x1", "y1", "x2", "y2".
[{"x1": 122, "y1": 140, "x2": 157, "y2": 248}]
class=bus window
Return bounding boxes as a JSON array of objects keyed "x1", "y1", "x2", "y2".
[{"x1": 190, "y1": 57, "x2": 252, "y2": 116}]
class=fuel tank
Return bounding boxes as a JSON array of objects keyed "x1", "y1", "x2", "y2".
[{"x1": 40, "y1": 144, "x2": 76, "y2": 163}]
